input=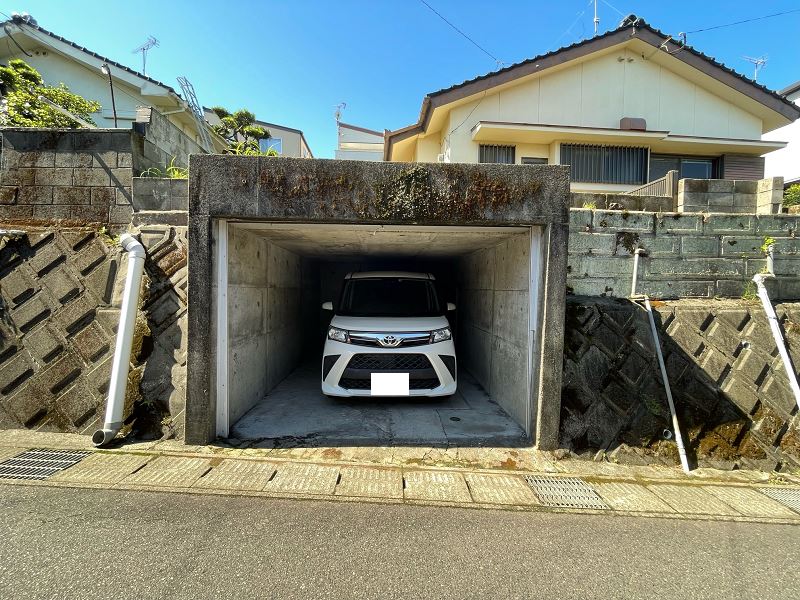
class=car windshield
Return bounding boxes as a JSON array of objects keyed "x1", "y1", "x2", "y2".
[{"x1": 338, "y1": 277, "x2": 442, "y2": 317}]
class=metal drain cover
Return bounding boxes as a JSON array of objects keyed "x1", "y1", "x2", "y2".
[
  {"x1": 0, "y1": 448, "x2": 91, "y2": 481},
  {"x1": 758, "y1": 488, "x2": 800, "y2": 514},
  {"x1": 524, "y1": 475, "x2": 608, "y2": 509}
]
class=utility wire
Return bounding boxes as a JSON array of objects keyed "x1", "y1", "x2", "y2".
[
  {"x1": 419, "y1": 0, "x2": 504, "y2": 67},
  {"x1": 686, "y1": 8, "x2": 800, "y2": 33},
  {"x1": 600, "y1": 0, "x2": 626, "y2": 18}
]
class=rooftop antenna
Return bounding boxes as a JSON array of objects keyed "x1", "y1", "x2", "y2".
[
  {"x1": 132, "y1": 36, "x2": 159, "y2": 75},
  {"x1": 334, "y1": 102, "x2": 346, "y2": 122},
  {"x1": 742, "y1": 55, "x2": 767, "y2": 81},
  {"x1": 593, "y1": 0, "x2": 599, "y2": 36}
]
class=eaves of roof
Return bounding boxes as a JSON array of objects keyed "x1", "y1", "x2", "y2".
[
  {"x1": 1, "y1": 19, "x2": 180, "y2": 97},
  {"x1": 384, "y1": 18, "x2": 800, "y2": 159}
]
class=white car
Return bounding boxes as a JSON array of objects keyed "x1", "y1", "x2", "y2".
[{"x1": 321, "y1": 271, "x2": 457, "y2": 397}]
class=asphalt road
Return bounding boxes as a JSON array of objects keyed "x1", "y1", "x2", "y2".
[{"x1": 1, "y1": 484, "x2": 798, "y2": 600}]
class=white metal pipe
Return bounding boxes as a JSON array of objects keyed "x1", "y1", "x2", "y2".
[
  {"x1": 92, "y1": 234, "x2": 146, "y2": 446},
  {"x1": 752, "y1": 245, "x2": 800, "y2": 412},
  {"x1": 642, "y1": 296, "x2": 691, "y2": 474},
  {"x1": 630, "y1": 248, "x2": 691, "y2": 473}
]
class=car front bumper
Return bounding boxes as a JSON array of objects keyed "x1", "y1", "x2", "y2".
[{"x1": 321, "y1": 339, "x2": 457, "y2": 397}]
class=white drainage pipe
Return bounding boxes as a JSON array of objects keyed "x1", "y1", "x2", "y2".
[
  {"x1": 630, "y1": 248, "x2": 691, "y2": 474},
  {"x1": 752, "y1": 245, "x2": 800, "y2": 412},
  {"x1": 92, "y1": 234, "x2": 146, "y2": 446}
]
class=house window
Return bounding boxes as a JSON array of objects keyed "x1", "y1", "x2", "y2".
[
  {"x1": 560, "y1": 144, "x2": 648, "y2": 185},
  {"x1": 649, "y1": 154, "x2": 717, "y2": 181},
  {"x1": 521, "y1": 157, "x2": 548, "y2": 165},
  {"x1": 260, "y1": 137, "x2": 282, "y2": 154},
  {"x1": 479, "y1": 144, "x2": 515, "y2": 164}
]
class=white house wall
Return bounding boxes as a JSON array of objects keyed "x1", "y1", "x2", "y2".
[
  {"x1": 416, "y1": 47, "x2": 766, "y2": 165},
  {"x1": 764, "y1": 92, "x2": 800, "y2": 182}
]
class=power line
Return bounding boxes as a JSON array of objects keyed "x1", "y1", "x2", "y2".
[
  {"x1": 687, "y1": 8, "x2": 800, "y2": 33},
  {"x1": 600, "y1": 0, "x2": 626, "y2": 18},
  {"x1": 552, "y1": 0, "x2": 594, "y2": 47},
  {"x1": 418, "y1": 0, "x2": 503, "y2": 67}
]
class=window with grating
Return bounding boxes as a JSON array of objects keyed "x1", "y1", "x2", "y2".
[
  {"x1": 479, "y1": 144, "x2": 515, "y2": 164},
  {"x1": 560, "y1": 144, "x2": 648, "y2": 184}
]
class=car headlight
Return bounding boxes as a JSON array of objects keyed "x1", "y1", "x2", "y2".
[
  {"x1": 430, "y1": 327, "x2": 452, "y2": 343},
  {"x1": 327, "y1": 326, "x2": 349, "y2": 343}
]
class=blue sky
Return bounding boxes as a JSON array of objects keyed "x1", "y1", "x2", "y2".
[{"x1": 9, "y1": 1, "x2": 800, "y2": 157}]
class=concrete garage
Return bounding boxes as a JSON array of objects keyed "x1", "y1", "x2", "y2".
[
  {"x1": 187, "y1": 157, "x2": 570, "y2": 448},
  {"x1": 217, "y1": 223, "x2": 538, "y2": 446}
]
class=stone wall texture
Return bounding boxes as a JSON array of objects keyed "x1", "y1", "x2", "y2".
[
  {"x1": 561, "y1": 297, "x2": 800, "y2": 471},
  {"x1": 567, "y1": 208, "x2": 800, "y2": 300},
  {"x1": 677, "y1": 177, "x2": 784, "y2": 215},
  {"x1": 0, "y1": 226, "x2": 187, "y2": 439},
  {"x1": 0, "y1": 129, "x2": 134, "y2": 226}
]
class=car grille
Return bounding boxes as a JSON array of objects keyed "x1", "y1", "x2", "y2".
[
  {"x1": 338, "y1": 377, "x2": 440, "y2": 390},
  {"x1": 346, "y1": 354, "x2": 432, "y2": 371}
]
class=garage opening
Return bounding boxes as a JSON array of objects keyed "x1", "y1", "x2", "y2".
[{"x1": 214, "y1": 222, "x2": 542, "y2": 446}]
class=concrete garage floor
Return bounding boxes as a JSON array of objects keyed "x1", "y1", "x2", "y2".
[{"x1": 230, "y1": 362, "x2": 528, "y2": 447}]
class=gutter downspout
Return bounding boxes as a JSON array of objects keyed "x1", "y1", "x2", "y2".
[
  {"x1": 630, "y1": 248, "x2": 691, "y2": 474},
  {"x1": 92, "y1": 234, "x2": 146, "y2": 446},
  {"x1": 752, "y1": 245, "x2": 800, "y2": 412}
]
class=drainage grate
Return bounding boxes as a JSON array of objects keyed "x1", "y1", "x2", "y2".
[
  {"x1": 523, "y1": 475, "x2": 609, "y2": 509},
  {"x1": 758, "y1": 488, "x2": 800, "y2": 514},
  {"x1": 0, "y1": 448, "x2": 91, "y2": 480}
]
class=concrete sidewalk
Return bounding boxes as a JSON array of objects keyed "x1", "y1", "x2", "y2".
[{"x1": 1, "y1": 428, "x2": 799, "y2": 524}]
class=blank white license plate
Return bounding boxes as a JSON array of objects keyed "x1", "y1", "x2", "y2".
[{"x1": 371, "y1": 373, "x2": 409, "y2": 396}]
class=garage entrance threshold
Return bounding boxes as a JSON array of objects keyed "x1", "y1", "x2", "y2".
[{"x1": 230, "y1": 363, "x2": 529, "y2": 448}]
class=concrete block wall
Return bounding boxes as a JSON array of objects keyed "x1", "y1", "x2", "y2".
[
  {"x1": 561, "y1": 297, "x2": 800, "y2": 471},
  {"x1": 133, "y1": 107, "x2": 206, "y2": 174},
  {"x1": 678, "y1": 177, "x2": 784, "y2": 214},
  {"x1": 458, "y1": 232, "x2": 531, "y2": 432},
  {"x1": 571, "y1": 192, "x2": 674, "y2": 212},
  {"x1": 0, "y1": 128, "x2": 135, "y2": 226},
  {"x1": 131, "y1": 177, "x2": 189, "y2": 211},
  {"x1": 567, "y1": 209, "x2": 800, "y2": 300}
]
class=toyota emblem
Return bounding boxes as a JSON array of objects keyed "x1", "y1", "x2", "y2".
[{"x1": 379, "y1": 335, "x2": 401, "y2": 347}]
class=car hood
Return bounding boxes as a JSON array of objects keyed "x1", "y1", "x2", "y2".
[{"x1": 330, "y1": 315, "x2": 450, "y2": 332}]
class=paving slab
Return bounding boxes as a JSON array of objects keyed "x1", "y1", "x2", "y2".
[
  {"x1": 50, "y1": 453, "x2": 151, "y2": 485},
  {"x1": 0, "y1": 447, "x2": 25, "y2": 462},
  {"x1": 335, "y1": 466, "x2": 403, "y2": 498},
  {"x1": 647, "y1": 484, "x2": 739, "y2": 516},
  {"x1": 264, "y1": 463, "x2": 339, "y2": 495},
  {"x1": 403, "y1": 470, "x2": 472, "y2": 503},
  {"x1": 464, "y1": 473, "x2": 539, "y2": 505},
  {"x1": 120, "y1": 456, "x2": 212, "y2": 488},
  {"x1": 594, "y1": 482, "x2": 676, "y2": 513},
  {"x1": 192, "y1": 460, "x2": 277, "y2": 491},
  {"x1": 702, "y1": 486, "x2": 799, "y2": 519}
]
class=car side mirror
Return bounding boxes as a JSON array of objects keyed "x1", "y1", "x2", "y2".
[
  {"x1": 447, "y1": 302, "x2": 456, "y2": 311},
  {"x1": 321, "y1": 301, "x2": 333, "y2": 310}
]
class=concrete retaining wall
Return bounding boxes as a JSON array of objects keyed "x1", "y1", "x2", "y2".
[
  {"x1": 567, "y1": 209, "x2": 800, "y2": 300},
  {"x1": 678, "y1": 177, "x2": 784, "y2": 214},
  {"x1": 0, "y1": 128, "x2": 134, "y2": 226},
  {"x1": 561, "y1": 297, "x2": 800, "y2": 471},
  {"x1": 458, "y1": 232, "x2": 531, "y2": 431},
  {"x1": 133, "y1": 107, "x2": 205, "y2": 174}
]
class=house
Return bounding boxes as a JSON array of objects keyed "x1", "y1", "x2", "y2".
[
  {"x1": 202, "y1": 108, "x2": 313, "y2": 158},
  {"x1": 0, "y1": 14, "x2": 220, "y2": 151},
  {"x1": 764, "y1": 80, "x2": 800, "y2": 186},
  {"x1": 384, "y1": 16, "x2": 800, "y2": 193},
  {"x1": 335, "y1": 121, "x2": 384, "y2": 161}
]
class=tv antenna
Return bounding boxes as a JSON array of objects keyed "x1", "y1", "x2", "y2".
[
  {"x1": 742, "y1": 55, "x2": 767, "y2": 81},
  {"x1": 334, "y1": 102, "x2": 346, "y2": 122},
  {"x1": 132, "y1": 36, "x2": 159, "y2": 75}
]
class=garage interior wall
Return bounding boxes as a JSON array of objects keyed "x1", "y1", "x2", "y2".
[
  {"x1": 226, "y1": 226, "x2": 318, "y2": 424},
  {"x1": 457, "y1": 233, "x2": 532, "y2": 432}
]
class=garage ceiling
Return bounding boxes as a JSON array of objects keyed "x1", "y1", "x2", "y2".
[{"x1": 231, "y1": 223, "x2": 531, "y2": 258}]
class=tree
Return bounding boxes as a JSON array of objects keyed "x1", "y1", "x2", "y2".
[
  {"x1": 209, "y1": 106, "x2": 277, "y2": 156},
  {"x1": 784, "y1": 184, "x2": 800, "y2": 208},
  {"x1": 0, "y1": 58, "x2": 100, "y2": 127}
]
